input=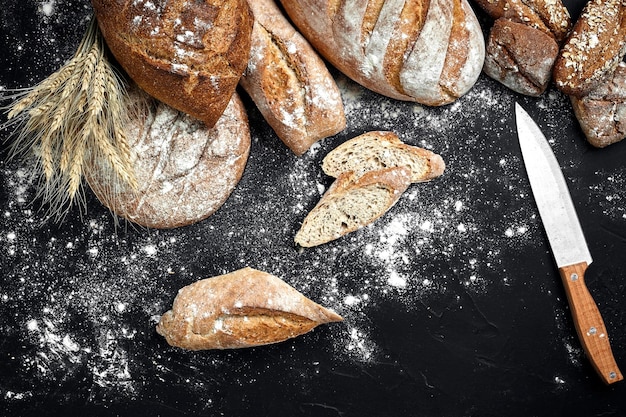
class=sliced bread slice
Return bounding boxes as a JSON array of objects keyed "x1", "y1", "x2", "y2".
[
  {"x1": 322, "y1": 131, "x2": 445, "y2": 182},
  {"x1": 295, "y1": 166, "x2": 412, "y2": 247}
]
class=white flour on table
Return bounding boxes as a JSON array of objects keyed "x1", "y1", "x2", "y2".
[{"x1": 1, "y1": 2, "x2": 622, "y2": 408}]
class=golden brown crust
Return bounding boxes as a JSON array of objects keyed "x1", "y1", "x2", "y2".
[
  {"x1": 279, "y1": 0, "x2": 484, "y2": 106},
  {"x1": 553, "y1": 0, "x2": 626, "y2": 97},
  {"x1": 91, "y1": 0, "x2": 253, "y2": 127},
  {"x1": 156, "y1": 267, "x2": 343, "y2": 350},
  {"x1": 85, "y1": 86, "x2": 250, "y2": 229},
  {"x1": 239, "y1": 0, "x2": 346, "y2": 155}
]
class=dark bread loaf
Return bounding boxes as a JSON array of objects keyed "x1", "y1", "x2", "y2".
[
  {"x1": 156, "y1": 267, "x2": 343, "y2": 350},
  {"x1": 239, "y1": 0, "x2": 346, "y2": 155},
  {"x1": 475, "y1": 0, "x2": 571, "y2": 96},
  {"x1": 483, "y1": 19, "x2": 559, "y2": 96},
  {"x1": 570, "y1": 62, "x2": 626, "y2": 148},
  {"x1": 553, "y1": 0, "x2": 626, "y2": 97},
  {"x1": 85, "y1": 85, "x2": 250, "y2": 229},
  {"x1": 92, "y1": 0, "x2": 253, "y2": 127},
  {"x1": 278, "y1": 0, "x2": 485, "y2": 106}
]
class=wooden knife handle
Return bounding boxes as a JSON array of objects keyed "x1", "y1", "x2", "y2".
[{"x1": 558, "y1": 262, "x2": 623, "y2": 384}]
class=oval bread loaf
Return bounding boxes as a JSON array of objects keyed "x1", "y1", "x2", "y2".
[
  {"x1": 156, "y1": 267, "x2": 343, "y2": 350},
  {"x1": 570, "y1": 62, "x2": 626, "y2": 148},
  {"x1": 85, "y1": 85, "x2": 250, "y2": 229},
  {"x1": 322, "y1": 131, "x2": 445, "y2": 182},
  {"x1": 295, "y1": 167, "x2": 412, "y2": 247},
  {"x1": 553, "y1": 0, "x2": 626, "y2": 97},
  {"x1": 91, "y1": 0, "x2": 253, "y2": 127},
  {"x1": 278, "y1": 0, "x2": 485, "y2": 106},
  {"x1": 240, "y1": 0, "x2": 346, "y2": 155}
]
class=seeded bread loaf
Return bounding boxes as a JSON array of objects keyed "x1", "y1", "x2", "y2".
[
  {"x1": 570, "y1": 62, "x2": 626, "y2": 148},
  {"x1": 85, "y1": 85, "x2": 250, "y2": 229},
  {"x1": 278, "y1": 0, "x2": 485, "y2": 106},
  {"x1": 91, "y1": 0, "x2": 253, "y2": 128},
  {"x1": 553, "y1": 0, "x2": 626, "y2": 97},
  {"x1": 295, "y1": 167, "x2": 412, "y2": 247},
  {"x1": 156, "y1": 267, "x2": 343, "y2": 350},
  {"x1": 322, "y1": 131, "x2": 445, "y2": 183},
  {"x1": 239, "y1": 0, "x2": 346, "y2": 156}
]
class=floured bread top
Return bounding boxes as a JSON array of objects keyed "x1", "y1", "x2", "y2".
[{"x1": 85, "y1": 85, "x2": 250, "y2": 228}]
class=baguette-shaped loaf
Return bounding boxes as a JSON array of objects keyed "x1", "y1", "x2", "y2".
[
  {"x1": 156, "y1": 267, "x2": 343, "y2": 350},
  {"x1": 295, "y1": 167, "x2": 412, "y2": 247},
  {"x1": 239, "y1": 0, "x2": 346, "y2": 155},
  {"x1": 92, "y1": 0, "x2": 253, "y2": 127},
  {"x1": 85, "y1": 85, "x2": 250, "y2": 229},
  {"x1": 278, "y1": 0, "x2": 485, "y2": 106},
  {"x1": 322, "y1": 131, "x2": 445, "y2": 182},
  {"x1": 570, "y1": 62, "x2": 626, "y2": 148},
  {"x1": 553, "y1": 0, "x2": 626, "y2": 97}
]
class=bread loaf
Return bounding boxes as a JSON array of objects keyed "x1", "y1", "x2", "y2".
[
  {"x1": 321, "y1": 131, "x2": 445, "y2": 182},
  {"x1": 278, "y1": 0, "x2": 485, "y2": 106},
  {"x1": 553, "y1": 0, "x2": 626, "y2": 97},
  {"x1": 239, "y1": 0, "x2": 346, "y2": 155},
  {"x1": 156, "y1": 267, "x2": 343, "y2": 350},
  {"x1": 91, "y1": 0, "x2": 253, "y2": 127},
  {"x1": 295, "y1": 167, "x2": 412, "y2": 247},
  {"x1": 474, "y1": 0, "x2": 571, "y2": 96},
  {"x1": 483, "y1": 19, "x2": 559, "y2": 96},
  {"x1": 85, "y1": 85, "x2": 250, "y2": 229},
  {"x1": 570, "y1": 62, "x2": 626, "y2": 148}
]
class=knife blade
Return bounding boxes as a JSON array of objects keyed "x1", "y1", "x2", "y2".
[{"x1": 515, "y1": 102, "x2": 623, "y2": 385}]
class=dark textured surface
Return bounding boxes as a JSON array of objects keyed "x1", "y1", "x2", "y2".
[{"x1": 2, "y1": 1, "x2": 626, "y2": 416}]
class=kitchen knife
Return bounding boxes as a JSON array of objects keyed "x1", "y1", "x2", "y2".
[{"x1": 515, "y1": 103, "x2": 623, "y2": 385}]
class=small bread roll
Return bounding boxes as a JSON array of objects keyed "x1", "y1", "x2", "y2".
[{"x1": 156, "y1": 267, "x2": 343, "y2": 350}]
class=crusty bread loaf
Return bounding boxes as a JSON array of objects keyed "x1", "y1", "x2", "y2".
[
  {"x1": 473, "y1": 0, "x2": 571, "y2": 42},
  {"x1": 156, "y1": 267, "x2": 343, "y2": 350},
  {"x1": 295, "y1": 167, "x2": 412, "y2": 247},
  {"x1": 85, "y1": 85, "x2": 250, "y2": 229},
  {"x1": 321, "y1": 131, "x2": 445, "y2": 183},
  {"x1": 553, "y1": 0, "x2": 626, "y2": 97},
  {"x1": 239, "y1": 0, "x2": 346, "y2": 156},
  {"x1": 570, "y1": 62, "x2": 626, "y2": 148},
  {"x1": 474, "y1": 0, "x2": 570, "y2": 96},
  {"x1": 91, "y1": 0, "x2": 253, "y2": 128},
  {"x1": 278, "y1": 0, "x2": 485, "y2": 106},
  {"x1": 483, "y1": 19, "x2": 559, "y2": 96}
]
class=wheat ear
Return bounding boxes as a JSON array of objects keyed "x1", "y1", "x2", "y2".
[{"x1": 1, "y1": 16, "x2": 136, "y2": 221}]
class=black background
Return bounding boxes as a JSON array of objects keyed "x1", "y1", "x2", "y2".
[{"x1": 2, "y1": 0, "x2": 626, "y2": 416}]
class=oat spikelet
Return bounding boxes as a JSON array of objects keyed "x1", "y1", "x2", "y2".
[{"x1": 1, "y1": 16, "x2": 136, "y2": 221}]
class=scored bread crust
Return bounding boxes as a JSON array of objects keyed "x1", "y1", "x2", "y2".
[
  {"x1": 553, "y1": 0, "x2": 626, "y2": 97},
  {"x1": 278, "y1": 0, "x2": 485, "y2": 106},
  {"x1": 321, "y1": 131, "x2": 445, "y2": 182},
  {"x1": 92, "y1": 0, "x2": 253, "y2": 128},
  {"x1": 239, "y1": 0, "x2": 346, "y2": 156},
  {"x1": 295, "y1": 167, "x2": 412, "y2": 247},
  {"x1": 570, "y1": 62, "x2": 626, "y2": 148},
  {"x1": 156, "y1": 267, "x2": 343, "y2": 350},
  {"x1": 85, "y1": 85, "x2": 250, "y2": 229}
]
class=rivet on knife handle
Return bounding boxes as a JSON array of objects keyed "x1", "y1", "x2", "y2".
[{"x1": 559, "y1": 261, "x2": 623, "y2": 384}]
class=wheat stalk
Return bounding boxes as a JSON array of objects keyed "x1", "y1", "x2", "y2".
[{"x1": 1, "y1": 16, "x2": 136, "y2": 221}]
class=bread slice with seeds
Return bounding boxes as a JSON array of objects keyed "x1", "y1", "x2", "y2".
[
  {"x1": 321, "y1": 131, "x2": 445, "y2": 183},
  {"x1": 295, "y1": 167, "x2": 412, "y2": 247}
]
